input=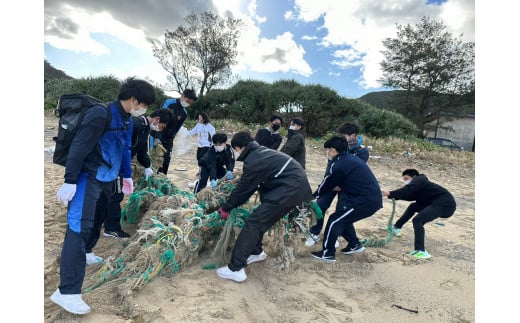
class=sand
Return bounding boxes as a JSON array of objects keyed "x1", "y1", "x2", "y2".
[{"x1": 43, "y1": 111, "x2": 475, "y2": 322}]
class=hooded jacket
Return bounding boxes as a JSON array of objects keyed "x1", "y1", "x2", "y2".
[{"x1": 221, "y1": 141, "x2": 313, "y2": 211}]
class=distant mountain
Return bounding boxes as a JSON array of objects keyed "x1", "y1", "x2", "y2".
[
  {"x1": 358, "y1": 90, "x2": 402, "y2": 110},
  {"x1": 44, "y1": 60, "x2": 74, "y2": 80}
]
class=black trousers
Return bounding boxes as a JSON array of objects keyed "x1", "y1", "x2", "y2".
[
  {"x1": 102, "y1": 176, "x2": 125, "y2": 232},
  {"x1": 394, "y1": 202, "x2": 456, "y2": 251},
  {"x1": 228, "y1": 202, "x2": 295, "y2": 271}
]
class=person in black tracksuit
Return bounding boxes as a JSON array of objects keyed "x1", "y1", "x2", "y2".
[
  {"x1": 215, "y1": 131, "x2": 313, "y2": 282},
  {"x1": 102, "y1": 109, "x2": 173, "y2": 238},
  {"x1": 254, "y1": 114, "x2": 283, "y2": 150},
  {"x1": 311, "y1": 136, "x2": 382, "y2": 262},
  {"x1": 152, "y1": 89, "x2": 198, "y2": 175},
  {"x1": 193, "y1": 133, "x2": 235, "y2": 194},
  {"x1": 382, "y1": 169, "x2": 456, "y2": 258},
  {"x1": 280, "y1": 117, "x2": 306, "y2": 169}
]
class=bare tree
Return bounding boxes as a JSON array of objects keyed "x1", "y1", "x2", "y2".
[
  {"x1": 379, "y1": 16, "x2": 474, "y2": 133},
  {"x1": 151, "y1": 11, "x2": 242, "y2": 97}
]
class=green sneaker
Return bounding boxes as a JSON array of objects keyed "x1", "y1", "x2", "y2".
[
  {"x1": 412, "y1": 250, "x2": 431, "y2": 259},
  {"x1": 408, "y1": 250, "x2": 418, "y2": 255}
]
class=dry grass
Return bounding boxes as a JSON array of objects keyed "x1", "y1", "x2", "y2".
[{"x1": 211, "y1": 118, "x2": 474, "y2": 167}]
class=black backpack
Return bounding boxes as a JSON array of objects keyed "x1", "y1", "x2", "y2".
[{"x1": 52, "y1": 94, "x2": 112, "y2": 167}]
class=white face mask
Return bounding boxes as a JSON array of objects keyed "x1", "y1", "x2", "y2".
[
  {"x1": 403, "y1": 179, "x2": 412, "y2": 185},
  {"x1": 214, "y1": 145, "x2": 225, "y2": 152},
  {"x1": 289, "y1": 125, "x2": 297, "y2": 130},
  {"x1": 130, "y1": 106, "x2": 146, "y2": 117},
  {"x1": 149, "y1": 122, "x2": 160, "y2": 132},
  {"x1": 180, "y1": 100, "x2": 190, "y2": 108}
]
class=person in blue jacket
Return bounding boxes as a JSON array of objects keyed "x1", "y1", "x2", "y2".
[
  {"x1": 51, "y1": 77, "x2": 156, "y2": 315},
  {"x1": 311, "y1": 136, "x2": 382, "y2": 263},
  {"x1": 382, "y1": 169, "x2": 456, "y2": 259}
]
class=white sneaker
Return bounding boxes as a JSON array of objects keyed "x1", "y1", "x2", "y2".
[
  {"x1": 50, "y1": 288, "x2": 91, "y2": 315},
  {"x1": 86, "y1": 252, "x2": 103, "y2": 266},
  {"x1": 216, "y1": 266, "x2": 247, "y2": 282},
  {"x1": 335, "y1": 240, "x2": 340, "y2": 248},
  {"x1": 247, "y1": 251, "x2": 267, "y2": 264},
  {"x1": 305, "y1": 234, "x2": 320, "y2": 247}
]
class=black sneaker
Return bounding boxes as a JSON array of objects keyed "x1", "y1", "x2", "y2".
[
  {"x1": 103, "y1": 229, "x2": 131, "y2": 239},
  {"x1": 311, "y1": 250, "x2": 336, "y2": 263},
  {"x1": 341, "y1": 243, "x2": 365, "y2": 255}
]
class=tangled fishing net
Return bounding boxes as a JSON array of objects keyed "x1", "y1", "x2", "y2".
[{"x1": 83, "y1": 144, "x2": 395, "y2": 307}]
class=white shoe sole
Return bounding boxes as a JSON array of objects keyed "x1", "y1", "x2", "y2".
[
  {"x1": 216, "y1": 268, "x2": 247, "y2": 282},
  {"x1": 341, "y1": 247, "x2": 365, "y2": 255},
  {"x1": 311, "y1": 253, "x2": 336, "y2": 263},
  {"x1": 50, "y1": 291, "x2": 91, "y2": 315},
  {"x1": 247, "y1": 252, "x2": 267, "y2": 265}
]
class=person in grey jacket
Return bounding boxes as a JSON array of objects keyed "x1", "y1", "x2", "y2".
[
  {"x1": 382, "y1": 169, "x2": 456, "y2": 259},
  {"x1": 216, "y1": 130, "x2": 313, "y2": 282}
]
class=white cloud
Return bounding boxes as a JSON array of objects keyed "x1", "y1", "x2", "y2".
[
  {"x1": 292, "y1": 0, "x2": 475, "y2": 90},
  {"x1": 44, "y1": 5, "x2": 151, "y2": 55},
  {"x1": 328, "y1": 71, "x2": 341, "y2": 77},
  {"x1": 284, "y1": 10, "x2": 295, "y2": 20},
  {"x1": 301, "y1": 35, "x2": 317, "y2": 40},
  {"x1": 214, "y1": 1, "x2": 313, "y2": 78}
]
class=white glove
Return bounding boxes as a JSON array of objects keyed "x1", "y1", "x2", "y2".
[
  {"x1": 144, "y1": 168, "x2": 153, "y2": 180},
  {"x1": 122, "y1": 178, "x2": 134, "y2": 195},
  {"x1": 57, "y1": 183, "x2": 77, "y2": 206}
]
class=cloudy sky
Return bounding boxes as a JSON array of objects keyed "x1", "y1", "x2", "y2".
[{"x1": 43, "y1": 0, "x2": 474, "y2": 98}]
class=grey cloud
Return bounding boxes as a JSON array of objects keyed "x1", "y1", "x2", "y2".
[
  {"x1": 44, "y1": 0, "x2": 218, "y2": 39},
  {"x1": 261, "y1": 48, "x2": 287, "y2": 64},
  {"x1": 45, "y1": 16, "x2": 79, "y2": 39}
]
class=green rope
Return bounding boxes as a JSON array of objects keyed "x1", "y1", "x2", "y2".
[{"x1": 361, "y1": 199, "x2": 396, "y2": 247}]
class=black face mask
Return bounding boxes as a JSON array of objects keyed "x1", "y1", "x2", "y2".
[{"x1": 272, "y1": 124, "x2": 280, "y2": 131}]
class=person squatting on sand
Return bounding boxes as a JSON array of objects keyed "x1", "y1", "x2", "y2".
[
  {"x1": 382, "y1": 168, "x2": 456, "y2": 259},
  {"x1": 216, "y1": 130, "x2": 313, "y2": 282}
]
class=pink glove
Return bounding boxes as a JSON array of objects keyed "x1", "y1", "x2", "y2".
[
  {"x1": 218, "y1": 207, "x2": 230, "y2": 220},
  {"x1": 122, "y1": 178, "x2": 133, "y2": 195}
]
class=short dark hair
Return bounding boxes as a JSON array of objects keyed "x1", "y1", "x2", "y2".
[
  {"x1": 149, "y1": 109, "x2": 173, "y2": 124},
  {"x1": 182, "y1": 88, "x2": 198, "y2": 101},
  {"x1": 270, "y1": 115, "x2": 283, "y2": 123},
  {"x1": 212, "y1": 132, "x2": 228, "y2": 145},
  {"x1": 337, "y1": 122, "x2": 359, "y2": 135},
  {"x1": 231, "y1": 130, "x2": 254, "y2": 149},
  {"x1": 118, "y1": 76, "x2": 156, "y2": 105},
  {"x1": 292, "y1": 117, "x2": 304, "y2": 128},
  {"x1": 324, "y1": 136, "x2": 348, "y2": 154},
  {"x1": 402, "y1": 169, "x2": 420, "y2": 177}
]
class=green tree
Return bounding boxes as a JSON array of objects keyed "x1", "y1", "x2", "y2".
[
  {"x1": 379, "y1": 16, "x2": 474, "y2": 133},
  {"x1": 151, "y1": 11, "x2": 243, "y2": 97}
]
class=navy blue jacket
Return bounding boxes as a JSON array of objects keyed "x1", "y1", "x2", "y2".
[
  {"x1": 64, "y1": 101, "x2": 132, "y2": 184},
  {"x1": 316, "y1": 152, "x2": 382, "y2": 210}
]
